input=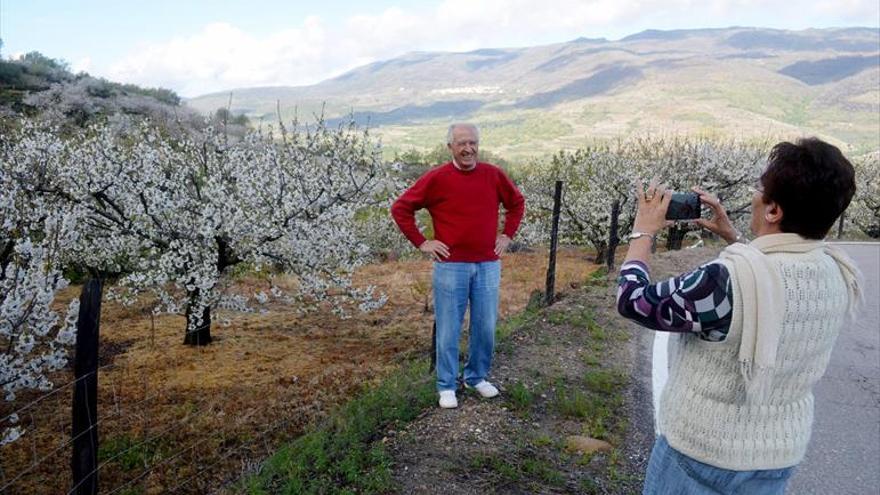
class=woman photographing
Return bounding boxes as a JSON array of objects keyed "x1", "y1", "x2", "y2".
[{"x1": 617, "y1": 138, "x2": 863, "y2": 494}]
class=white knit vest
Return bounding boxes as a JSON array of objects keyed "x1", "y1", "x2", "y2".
[{"x1": 658, "y1": 249, "x2": 850, "y2": 470}]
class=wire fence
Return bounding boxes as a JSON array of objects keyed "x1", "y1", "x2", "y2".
[
  {"x1": 0, "y1": 340, "x2": 321, "y2": 494},
  {"x1": 0, "y1": 185, "x2": 577, "y2": 494},
  {"x1": 0, "y1": 297, "x2": 385, "y2": 495}
]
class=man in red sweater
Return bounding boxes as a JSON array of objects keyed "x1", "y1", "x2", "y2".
[{"x1": 391, "y1": 123, "x2": 525, "y2": 409}]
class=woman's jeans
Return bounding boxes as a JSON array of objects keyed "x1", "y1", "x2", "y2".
[
  {"x1": 643, "y1": 436, "x2": 795, "y2": 495},
  {"x1": 432, "y1": 261, "x2": 501, "y2": 392}
]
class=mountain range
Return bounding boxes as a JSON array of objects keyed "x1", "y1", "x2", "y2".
[{"x1": 186, "y1": 27, "x2": 880, "y2": 159}]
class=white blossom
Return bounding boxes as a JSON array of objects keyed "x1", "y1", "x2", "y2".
[
  {"x1": 518, "y1": 137, "x2": 767, "y2": 258},
  {"x1": 0, "y1": 115, "x2": 392, "y2": 443},
  {"x1": 1, "y1": 130, "x2": 80, "y2": 440},
  {"x1": 850, "y1": 152, "x2": 880, "y2": 238}
]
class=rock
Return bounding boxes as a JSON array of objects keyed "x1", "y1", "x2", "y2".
[{"x1": 564, "y1": 435, "x2": 612, "y2": 455}]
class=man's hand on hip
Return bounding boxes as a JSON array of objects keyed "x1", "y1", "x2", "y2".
[
  {"x1": 419, "y1": 240, "x2": 450, "y2": 261},
  {"x1": 494, "y1": 234, "x2": 512, "y2": 257}
]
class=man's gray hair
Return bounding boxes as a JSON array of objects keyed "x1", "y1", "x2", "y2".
[{"x1": 446, "y1": 123, "x2": 480, "y2": 144}]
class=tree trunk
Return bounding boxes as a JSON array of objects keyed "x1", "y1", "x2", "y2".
[
  {"x1": 593, "y1": 241, "x2": 608, "y2": 265},
  {"x1": 181, "y1": 235, "x2": 239, "y2": 346},
  {"x1": 665, "y1": 226, "x2": 687, "y2": 251},
  {"x1": 183, "y1": 290, "x2": 212, "y2": 346}
]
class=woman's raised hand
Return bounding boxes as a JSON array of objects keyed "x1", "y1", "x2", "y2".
[
  {"x1": 632, "y1": 177, "x2": 672, "y2": 235},
  {"x1": 691, "y1": 186, "x2": 739, "y2": 244}
]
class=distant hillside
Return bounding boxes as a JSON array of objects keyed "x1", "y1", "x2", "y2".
[
  {"x1": 0, "y1": 52, "x2": 201, "y2": 130},
  {"x1": 187, "y1": 27, "x2": 880, "y2": 158}
]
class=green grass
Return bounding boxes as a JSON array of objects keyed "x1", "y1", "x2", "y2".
[
  {"x1": 547, "y1": 305, "x2": 594, "y2": 327},
  {"x1": 781, "y1": 96, "x2": 811, "y2": 126},
  {"x1": 586, "y1": 319, "x2": 607, "y2": 341},
  {"x1": 583, "y1": 369, "x2": 626, "y2": 395},
  {"x1": 579, "y1": 105, "x2": 612, "y2": 127},
  {"x1": 532, "y1": 432, "x2": 554, "y2": 447},
  {"x1": 495, "y1": 305, "x2": 541, "y2": 355},
  {"x1": 554, "y1": 386, "x2": 603, "y2": 419},
  {"x1": 579, "y1": 477, "x2": 602, "y2": 494},
  {"x1": 242, "y1": 362, "x2": 435, "y2": 494},
  {"x1": 587, "y1": 266, "x2": 608, "y2": 284},
  {"x1": 672, "y1": 111, "x2": 718, "y2": 126},
  {"x1": 243, "y1": 303, "x2": 543, "y2": 495},
  {"x1": 607, "y1": 448, "x2": 640, "y2": 485},
  {"x1": 469, "y1": 453, "x2": 521, "y2": 482},
  {"x1": 505, "y1": 381, "x2": 536, "y2": 412},
  {"x1": 495, "y1": 302, "x2": 541, "y2": 341},
  {"x1": 98, "y1": 434, "x2": 168, "y2": 472},
  {"x1": 553, "y1": 357, "x2": 627, "y2": 440},
  {"x1": 554, "y1": 387, "x2": 622, "y2": 439},
  {"x1": 468, "y1": 452, "x2": 565, "y2": 488},
  {"x1": 522, "y1": 457, "x2": 565, "y2": 485},
  {"x1": 240, "y1": 267, "x2": 628, "y2": 493},
  {"x1": 546, "y1": 302, "x2": 608, "y2": 342},
  {"x1": 582, "y1": 353, "x2": 601, "y2": 367},
  {"x1": 478, "y1": 112, "x2": 574, "y2": 148}
]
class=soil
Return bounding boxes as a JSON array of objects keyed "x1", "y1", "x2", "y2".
[
  {"x1": 385, "y1": 281, "x2": 640, "y2": 494},
  {"x1": 384, "y1": 246, "x2": 722, "y2": 495},
  {"x1": 0, "y1": 244, "x2": 720, "y2": 494},
  {"x1": 0, "y1": 249, "x2": 593, "y2": 494}
]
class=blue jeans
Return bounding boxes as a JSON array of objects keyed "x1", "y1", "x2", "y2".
[
  {"x1": 643, "y1": 436, "x2": 795, "y2": 495},
  {"x1": 432, "y1": 261, "x2": 501, "y2": 392}
]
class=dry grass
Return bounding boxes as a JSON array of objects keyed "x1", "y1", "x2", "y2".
[{"x1": 0, "y1": 249, "x2": 598, "y2": 494}]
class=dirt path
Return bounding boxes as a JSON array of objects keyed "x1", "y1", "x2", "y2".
[
  {"x1": 385, "y1": 276, "x2": 651, "y2": 494},
  {"x1": 384, "y1": 247, "x2": 724, "y2": 494}
]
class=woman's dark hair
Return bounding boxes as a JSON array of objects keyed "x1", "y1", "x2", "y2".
[{"x1": 760, "y1": 138, "x2": 856, "y2": 240}]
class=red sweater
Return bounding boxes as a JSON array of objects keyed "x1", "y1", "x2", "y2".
[{"x1": 391, "y1": 162, "x2": 525, "y2": 262}]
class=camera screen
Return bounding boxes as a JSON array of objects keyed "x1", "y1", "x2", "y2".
[{"x1": 666, "y1": 192, "x2": 701, "y2": 220}]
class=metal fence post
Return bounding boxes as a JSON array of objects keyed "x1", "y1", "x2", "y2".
[
  {"x1": 71, "y1": 278, "x2": 102, "y2": 495},
  {"x1": 545, "y1": 180, "x2": 563, "y2": 306},
  {"x1": 607, "y1": 199, "x2": 621, "y2": 271}
]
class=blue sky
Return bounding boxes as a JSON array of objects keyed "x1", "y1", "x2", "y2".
[{"x1": 3, "y1": 0, "x2": 878, "y2": 97}]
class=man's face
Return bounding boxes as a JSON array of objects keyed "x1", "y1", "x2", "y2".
[{"x1": 448, "y1": 126, "x2": 479, "y2": 169}]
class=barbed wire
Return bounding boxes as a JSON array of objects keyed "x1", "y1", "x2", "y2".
[
  {"x1": 2, "y1": 278, "x2": 435, "y2": 494},
  {"x1": 2, "y1": 335, "x2": 233, "y2": 494},
  {"x1": 170, "y1": 409, "x2": 301, "y2": 494},
  {"x1": 65, "y1": 393, "x2": 223, "y2": 495},
  {"x1": 210, "y1": 374, "x2": 434, "y2": 495},
  {"x1": 0, "y1": 362, "x2": 119, "y2": 425},
  {"x1": 13, "y1": 379, "x2": 165, "y2": 467},
  {"x1": 0, "y1": 361, "x2": 164, "y2": 480},
  {"x1": 108, "y1": 434, "x2": 215, "y2": 495},
  {"x1": 1, "y1": 382, "x2": 98, "y2": 493}
]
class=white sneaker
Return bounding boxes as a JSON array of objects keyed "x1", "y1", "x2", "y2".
[
  {"x1": 466, "y1": 380, "x2": 500, "y2": 398},
  {"x1": 439, "y1": 390, "x2": 458, "y2": 409}
]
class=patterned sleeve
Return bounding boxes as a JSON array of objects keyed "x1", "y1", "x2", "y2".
[{"x1": 616, "y1": 260, "x2": 733, "y2": 342}]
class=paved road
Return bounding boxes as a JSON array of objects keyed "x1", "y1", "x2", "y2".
[
  {"x1": 789, "y1": 243, "x2": 880, "y2": 495},
  {"x1": 648, "y1": 242, "x2": 880, "y2": 495}
]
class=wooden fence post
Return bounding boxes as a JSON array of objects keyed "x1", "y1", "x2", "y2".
[
  {"x1": 545, "y1": 180, "x2": 563, "y2": 306},
  {"x1": 607, "y1": 199, "x2": 621, "y2": 271},
  {"x1": 71, "y1": 277, "x2": 102, "y2": 495}
]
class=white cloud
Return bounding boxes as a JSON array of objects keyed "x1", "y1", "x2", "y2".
[
  {"x1": 72, "y1": 57, "x2": 92, "y2": 74},
  {"x1": 107, "y1": 19, "x2": 330, "y2": 96},
  {"x1": 101, "y1": 0, "x2": 880, "y2": 97}
]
